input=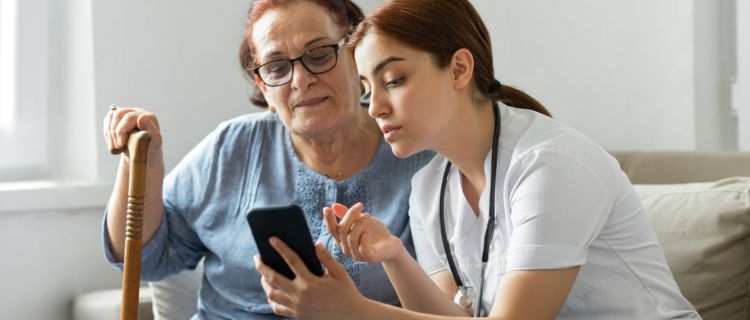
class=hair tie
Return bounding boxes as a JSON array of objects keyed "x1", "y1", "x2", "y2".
[
  {"x1": 486, "y1": 79, "x2": 503, "y2": 100},
  {"x1": 490, "y1": 79, "x2": 502, "y2": 92}
]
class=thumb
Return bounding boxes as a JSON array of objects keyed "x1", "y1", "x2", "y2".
[
  {"x1": 315, "y1": 243, "x2": 347, "y2": 279},
  {"x1": 359, "y1": 231, "x2": 376, "y2": 262},
  {"x1": 323, "y1": 207, "x2": 339, "y2": 238}
]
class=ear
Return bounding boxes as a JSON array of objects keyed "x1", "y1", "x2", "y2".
[
  {"x1": 253, "y1": 74, "x2": 267, "y2": 94},
  {"x1": 450, "y1": 48, "x2": 474, "y2": 90},
  {"x1": 253, "y1": 75, "x2": 274, "y2": 106}
]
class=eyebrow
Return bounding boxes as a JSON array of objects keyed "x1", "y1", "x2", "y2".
[
  {"x1": 360, "y1": 56, "x2": 405, "y2": 81},
  {"x1": 263, "y1": 36, "x2": 329, "y2": 60}
]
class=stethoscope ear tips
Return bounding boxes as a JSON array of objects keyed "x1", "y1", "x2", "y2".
[{"x1": 360, "y1": 91, "x2": 371, "y2": 107}]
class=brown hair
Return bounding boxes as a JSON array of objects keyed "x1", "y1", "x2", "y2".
[
  {"x1": 239, "y1": 0, "x2": 364, "y2": 107},
  {"x1": 349, "y1": 0, "x2": 550, "y2": 117}
]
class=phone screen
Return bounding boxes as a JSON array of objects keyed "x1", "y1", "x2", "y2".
[{"x1": 247, "y1": 204, "x2": 324, "y2": 279}]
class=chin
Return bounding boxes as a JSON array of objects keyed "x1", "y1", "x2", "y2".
[{"x1": 387, "y1": 144, "x2": 420, "y2": 159}]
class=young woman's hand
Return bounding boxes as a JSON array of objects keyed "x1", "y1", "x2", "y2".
[
  {"x1": 323, "y1": 203, "x2": 403, "y2": 263},
  {"x1": 255, "y1": 239, "x2": 368, "y2": 320}
]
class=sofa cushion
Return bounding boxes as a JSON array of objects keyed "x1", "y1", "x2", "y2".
[
  {"x1": 634, "y1": 177, "x2": 750, "y2": 320},
  {"x1": 72, "y1": 287, "x2": 153, "y2": 320},
  {"x1": 149, "y1": 261, "x2": 202, "y2": 320}
]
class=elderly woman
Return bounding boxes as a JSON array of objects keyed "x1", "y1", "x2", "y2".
[{"x1": 101, "y1": 0, "x2": 432, "y2": 319}]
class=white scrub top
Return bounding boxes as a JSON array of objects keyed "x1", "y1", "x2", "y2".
[{"x1": 409, "y1": 103, "x2": 700, "y2": 319}]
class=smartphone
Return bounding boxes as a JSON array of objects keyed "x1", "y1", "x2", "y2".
[{"x1": 247, "y1": 204, "x2": 324, "y2": 279}]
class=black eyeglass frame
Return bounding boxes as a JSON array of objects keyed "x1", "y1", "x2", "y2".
[{"x1": 253, "y1": 37, "x2": 347, "y2": 87}]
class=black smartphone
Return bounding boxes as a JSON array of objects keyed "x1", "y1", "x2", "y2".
[{"x1": 247, "y1": 204, "x2": 324, "y2": 279}]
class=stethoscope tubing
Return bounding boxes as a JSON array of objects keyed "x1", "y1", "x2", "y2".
[{"x1": 439, "y1": 103, "x2": 500, "y2": 317}]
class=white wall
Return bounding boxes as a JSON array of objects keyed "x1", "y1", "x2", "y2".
[
  {"x1": 0, "y1": 1, "x2": 253, "y2": 319},
  {"x1": 90, "y1": 0, "x2": 256, "y2": 179},
  {"x1": 361, "y1": 0, "x2": 737, "y2": 151},
  {"x1": 475, "y1": 0, "x2": 734, "y2": 151},
  {"x1": 736, "y1": 0, "x2": 750, "y2": 149},
  {"x1": 0, "y1": 205, "x2": 120, "y2": 320}
]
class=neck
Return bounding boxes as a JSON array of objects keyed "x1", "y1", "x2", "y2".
[
  {"x1": 443, "y1": 102, "x2": 496, "y2": 182},
  {"x1": 293, "y1": 112, "x2": 381, "y2": 180},
  {"x1": 440, "y1": 101, "x2": 497, "y2": 212}
]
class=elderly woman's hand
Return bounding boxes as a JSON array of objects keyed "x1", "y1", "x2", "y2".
[
  {"x1": 103, "y1": 105, "x2": 164, "y2": 162},
  {"x1": 255, "y1": 239, "x2": 367, "y2": 320},
  {"x1": 323, "y1": 203, "x2": 403, "y2": 263}
]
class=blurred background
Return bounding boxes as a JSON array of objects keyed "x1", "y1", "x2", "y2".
[{"x1": 0, "y1": 0, "x2": 746, "y2": 319}]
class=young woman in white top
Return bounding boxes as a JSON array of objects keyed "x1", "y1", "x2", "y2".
[{"x1": 254, "y1": 0, "x2": 701, "y2": 319}]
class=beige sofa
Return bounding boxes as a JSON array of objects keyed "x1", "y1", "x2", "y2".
[
  {"x1": 610, "y1": 151, "x2": 750, "y2": 320},
  {"x1": 74, "y1": 151, "x2": 750, "y2": 320}
]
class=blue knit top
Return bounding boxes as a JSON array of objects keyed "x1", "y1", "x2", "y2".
[{"x1": 104, "y1": 111, "x2": 433, "y2": 319}]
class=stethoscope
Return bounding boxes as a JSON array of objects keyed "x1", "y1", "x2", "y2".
[{"x1": 439, "y1": 103, "x2": 500, "y2": 317}]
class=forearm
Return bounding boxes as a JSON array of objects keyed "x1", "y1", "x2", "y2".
[
  {"x1": 383, "y1": 245, "x2": 468, "y2": 316},
  {"x1": 106, "y1": 154, "x2": 165, "y2": 262},
  {"x1": 356, "y1": 297, "x2": 478, "y2": 320}
]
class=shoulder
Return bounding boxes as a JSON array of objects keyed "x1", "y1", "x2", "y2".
[
  {"x1": 499, "y1": 105, "x2": 625, "y2": 194},
  {"x1": 192, "y1": 111, "x2": 287, "y2": 155},
  {"x1": 174, "y1": 111, "x2": 285, "y2": 168},
  {"x1": 213, "y1": 111, "x2": 283, "y2": 141},
  {"x1": 501, "y1": 104, "x2": 595, "y2": 152}
]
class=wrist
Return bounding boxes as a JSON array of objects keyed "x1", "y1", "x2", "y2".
[
  {"x1": 353, "y1": 295, "x2": 387, "y2": 320},
  {"x1": 383, "y1": 239, "x2": 409, "y2": 264}
]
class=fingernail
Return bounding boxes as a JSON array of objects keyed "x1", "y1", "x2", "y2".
[{"x1": 268, "y1": 237, "x2": 279, "y2": 246}]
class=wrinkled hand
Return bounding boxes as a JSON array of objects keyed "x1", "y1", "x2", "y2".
[
  {"x1": 323, "y1": 203, "x2": 403, "y2": 263},
  {"x1": 102, "y1": 105, "x2": 163, "y2": 161},
  {"x1": 255, "y1": 238, "x2": 366, "y2": 320}
]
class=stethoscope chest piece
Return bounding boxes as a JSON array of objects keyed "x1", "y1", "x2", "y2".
[{"x1": 454, "y1": 285, "x2": 477, "y2": 314}]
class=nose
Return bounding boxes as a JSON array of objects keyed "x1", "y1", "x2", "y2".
[
  {"x1": 367, "y1": 90, "x2": 389, "y2": 119},
  {"x1": 290, "y1": 60, "x2": 317, "y2": 90}
]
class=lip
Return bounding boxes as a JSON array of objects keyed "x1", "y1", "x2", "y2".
[
  {"x1": 380, "y1": 125, "x2": 401, "y2": 142},
  {"x1": 293, "y1": 96, "x2": 328, "y2": 108}
]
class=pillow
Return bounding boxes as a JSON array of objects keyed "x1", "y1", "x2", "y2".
[
  {"x1": 149, "y1": 261, "x2": 203, "y2": 320},
  {"x1": 634, "y1": 177, "x2": 750, "y2": 320}
]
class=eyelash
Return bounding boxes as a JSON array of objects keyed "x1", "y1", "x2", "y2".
[
  {"x1": 360, "y1": 76, "x2": 405, "y2": 97},
  {"x1": 386, "y1": 77, "x2": 405, "y2": 87}
]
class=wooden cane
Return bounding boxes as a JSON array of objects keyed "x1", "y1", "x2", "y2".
[{"x1": 111, "y1": 130, "x2": 152, "y2": 320}]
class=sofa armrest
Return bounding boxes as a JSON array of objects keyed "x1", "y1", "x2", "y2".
[{"x1": 611, "y1": 151, "x2": 750, "y2": 184}]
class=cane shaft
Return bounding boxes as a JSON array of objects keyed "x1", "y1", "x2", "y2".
[{"x1": 120, "y1": 131, "x2": 151, "y2": 320}]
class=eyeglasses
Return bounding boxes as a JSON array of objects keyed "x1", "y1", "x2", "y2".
[{"x1": 253, "y1": 37, "x2": 347, "y2": 87}]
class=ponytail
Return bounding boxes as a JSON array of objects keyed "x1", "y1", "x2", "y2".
[{"x1": 487, "y1": 79, "x2": 551, "y2": 117}]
